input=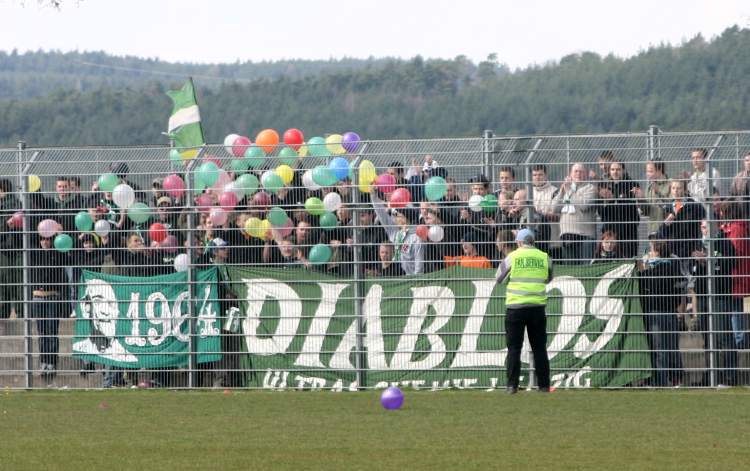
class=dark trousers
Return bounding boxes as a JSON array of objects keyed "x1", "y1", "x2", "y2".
[
  {"x1": 32, "y1": 295, "x2": 63, "y2": 367},
  {"x1": 505, "y1": 305, "x2": 550, "y2": 388}
]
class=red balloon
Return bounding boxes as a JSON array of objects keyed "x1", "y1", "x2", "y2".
[
  {"x1": 149, "y1": 223, "x2": 168, "y2": 243},
  {"x1": 162, "y1": 174, "x2": 185, "y2": 199},
  {"x1": 389, "y1": 188, "x2": 411, "y2": 209},
  {"x1": 219, "y1": 191, "x2": 238, "y2": 209},
  {"x1": 195, "y1": 193, "x2": 214, "y2": 212},
  {"x1": 283, "y1": 128, "x2": 305, "y2": 151},
  {"x1": 375, "y1": 173, "x2": 396, "y2": 194},
  {"x1": 416, "y1": 225, "x2": 429, "y2": 241},
  {"x1": 252, "y1": 190, "x2": 271, "y2": 207},
  {"x1": 232, "y1": 136, "x2": 251, "y2": 158}
]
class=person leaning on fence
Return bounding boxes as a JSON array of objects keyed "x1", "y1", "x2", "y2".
[
  {"x1": 552, "y1": 163, "x2": 597, "y2": 264},
  {"x1": 370, "y1": 188, "x2": 424, "y2": 275},
  {"x1": 596, "y1": 160, "x2": 641, "y2": 258},
  {"x1": 0, "y1": 178, "x2": 23, "y2": 324},
  {"x1": 657, "y1": 178, "x2": 705, "y2": 261},
  {"x1": 591, "y1": 230, "x2": 622, "y2": 263},
  {"x1": 633, "y1": 159, "x2": 671, "y2": 233},
  {"x1": 495, "y1": 228, "x2": 552, "y2": 394}
]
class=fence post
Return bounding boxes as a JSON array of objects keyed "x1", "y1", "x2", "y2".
[
  {"x1": 483, "y1": 130, "x2": 494, "y2": 179},
  {"x1": 704, "y1": 135, "x2": 723, "y2": 388},
  {"x1": 350, "y1": 144, "x2": 369, "y2": 390},
  {"x1": 16, "y1": 141, "x2": 34, "y2": 388},
  {"x1": 184, "y1": 153, "x2": 199, "y2": 389},
  {"x1": 648, "y1": 125, "x2": 659, "y2": 162}
]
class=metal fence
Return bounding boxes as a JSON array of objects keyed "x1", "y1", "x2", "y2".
[{"x1": 1, "y1": 126, "x2": 749, "y2": 390}]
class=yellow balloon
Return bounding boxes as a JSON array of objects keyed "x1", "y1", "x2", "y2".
[
  {"x1": 261, "y1": 219, "x2": 271, "y2": 239},
  {"x1": 275, "y1": 165, "x2": 294, "y2": 185},
  {"x1": 244, "y1": 217, "x2": 264, "y2": 239},
  {"x1": 325, "y1": 134, "x2": 346, "y2": 155},
  {"x1": 298, "y1": 145, "x2": 309, "y2": 157},
  {"x1": 180, "y1": 148, "x2": 199, "y2": 160},
  {"x1": 28, "y1": 175, "x2": 41, "y2": 193},
  {"x1": 358, "y1": 160, "x2": 376, "y2": 193}
]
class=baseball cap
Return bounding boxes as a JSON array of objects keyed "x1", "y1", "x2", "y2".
[
  {"x1": 209, "y1": 237, "x2": 229, "y2": 254},
  {"x1": 515, "y1": 228, "x2": 535, "y2": 243},
  {"x1": 157, "y1": 196, "x2": 172, "y2": 207}
]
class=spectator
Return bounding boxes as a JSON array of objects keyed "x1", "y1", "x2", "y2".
[
  {"x1": 446, "y1": 231, "x2": 493, "y2": 268},
  {"x1": 657, "y1": 179, "x2": 705, "y2": 260},
  {"x1": 370, "y1": 189, "x2": 424, "y2": 275},
  {"x1": 50, "y1": 176, "x2": 78, "y2": 233},
  {"x1": 1, "y1": 178, "x2": 22, "y2": 324},
  {"x1": 422, "y1": 208, "x2": 449, "y2": 272},
  {"x1": 263, "y1": 235, "x2": 304, "y2": 269},
  {"x1": 116, "y1": 233, "x2": 153, "y2": 277},
  {"x1": 724, "y1": 201, "x2": 750, "y2": 353},
  {"x1": 589, "y1": 150, "x2": 615, "y2": 184},
  {"x1": 226, "y1": 212, "x2": 263, "y2": 265},
  {"x1": 730, "y1": 151, "x2": 750, "y2": 214},
  {"x1": 385, "y1": 161, "x2": 406, "y2": 188},
  {"x1": 357, "y1": 208, "x2": 387, "y2": 274},
  {"x1": 633, "y1": 159, "x2": 671, "y2": 233},
  {"x1": 496, "y1": 166, "x2": 517, "y2": 194},
  {"x1": 531, "y1": 164, "x2": 561, "y2": 258},
  {"x1": 597, "y1": 161, "x2": 640, "y2": 258},
  {"x1": 591, "y1": 230, "x2": 622, "y2": 263},
  {"x1": 687, "y1": 148, "x2": 720, "y2": 204},
  {"x1": 553, "y1": 163, "x2": 597, "y2": 264},
  {"x1": 495, "y1": 230, "x2": 516, "y2": 262},
  {"x1": 368, "y1": 242, "x2": 406, "y2": 277}
]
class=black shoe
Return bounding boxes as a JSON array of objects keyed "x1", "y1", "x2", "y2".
[
  {"x1": 537, "y1": 387, "x2": 550, "y2": 393},
  {"x1": 505, "y1": 386, "x2": 518, "y2": 395}
]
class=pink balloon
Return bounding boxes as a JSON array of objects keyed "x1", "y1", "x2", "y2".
[
  {"x1": 37, "y1": 219, "x2": 59, "y2": 238},
  {"x1": 160, "y1": 235, "x2": 179, "y2": 254},
  {"x1": 10, "y1": 211, "x2": 23, "y2": 228},
  {"x1": 252, "y1": 191, "x2": 271, "y2": 207},
  {"x1": 209, "y1": 207, "x2": 229, "y2": 226},
  {"x1": 162, "y1": 174, "x2": 186, "y2": 199},
  {"x1": 219, "y1": 191, "x2": 238, "y2": 209},
  {"x1": 375, "y1": 173, "x2": 396, "y2": 194},
  {"x1": 212, "y1": 169, "x2": 233, "y2": 192},
  {"x1": 196, "y1": 193, "x2": 215, "y2": 212},
  {"x1": 232, "y1": 136, "x2": 251, "y2": 157},
  {"x1": 272, "y1": 219, "x2": 294, "y2": 238},
  {"x1": 389, "y1": 188, "x2": 411, "y2": 209}
]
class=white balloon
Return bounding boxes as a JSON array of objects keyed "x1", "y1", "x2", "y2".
[
  {"x1": 428, "y1": 225, "x2": 444, "y2": 242},
  {"x1": 112, "y1": 183, "x2": 136, "y2": 209},
  {"x1": 174, "y1": 253, "x2": 190, "y2": 272},
  {"x1": 302, "y1": 169, "x2": 321, "y2": 191},
  {"x1": 323, "y1": 192, "x2": 343, "y2": 212},
  {"x1": 468, "y1": 194, "x2": 484, "y2": 213},
  {"x1": 223, "y1": 181, "x2": 244, "y2": 200},
  {"x1": 224, "y1": 133, "x2": 240, "y2": 155},
  {"x1": 94, "y1": 219, "x2": 110, "y2": 237}
]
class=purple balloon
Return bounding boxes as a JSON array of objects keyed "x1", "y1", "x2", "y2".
[
  {"x1": 341, "y1": 131, "x2": 361, "y2": 153},
  {"x1": 380, "y1": 386, "x2": 404, "y2": 410}
]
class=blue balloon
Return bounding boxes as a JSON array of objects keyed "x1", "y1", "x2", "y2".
[{"x1": 329, "y1": 157, "x2": 350, "y2": 181}]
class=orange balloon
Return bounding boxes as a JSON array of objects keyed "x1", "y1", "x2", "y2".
[{"x1": 255, "y1": 129, "x2": 280, "y2": 155}]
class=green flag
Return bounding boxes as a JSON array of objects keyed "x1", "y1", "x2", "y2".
[{"x1": 166, "y1": 78, "x2": 205, "y2": 158}]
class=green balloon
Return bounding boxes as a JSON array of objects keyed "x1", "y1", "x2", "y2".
[
  {"x1": 235, "y1": 173, "x2": 259, "y2": 197},
  {"x1": 98, "y1": 173, "x2": 120, "y2": 193},
  {"x1": 308, "y1": 243, "x2": 332, "y2": 265},
  {"x1": 74, "y1": 211, "x2": 93, "y2": 232},
  {"x1": 53, "y1": 233, "x2": 73, "y2": 253},
  {"x1": 268, "y1": 206, "x2": 288, "y2": 226},
  {"x1": 278, "y1": 147, "x2": 298, "y2": 166},
  {"x1": 193, "y1": 174, "x2": 206, "y2": 192},
  {"x1": 128, "y1": 202, "x2": 151, "y2": 224},
  {"x1": 319, "y1": 211, "x2": 338, "y2": 231},
  {"x1": 196, "y1": 161, "x2": 219, "y2": 187},
  {"x1": 261, "y1": 171, "x2": 284, "y2": 194},
  {"x1": 244, "y1": 145, "x2": 266, "y2": 169},
  {"x1": 424, "y1": 176, "x2": 447, "y2": 201},
  {"x1": 305, "y1": 197, "x2": 325, "y2": 216},
  {"x1": 481, "y1": 194, "x2": 498, "y2": 214},
  {"x1": 169, "y1": 149, "x2": 182, "y2": 165},
  {"x1": 230, "y1": 157, "x2": 250, "y2": 174},
  {"x1": 312, "y1": 166, "x2": 337, "y2": 187},
  {"x1": 307, "y1": 137, "x2": 331, "y2": 157}
]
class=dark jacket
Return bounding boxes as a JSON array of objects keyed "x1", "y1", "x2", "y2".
[
  {"x1": 639, "y1": 257, "x2": 683, "y2": 313},
  {"x1": 29, "y1": 246, "x2": 68, "y2": 293},
  {"x1": 658, "y1": 198, "x2": 706, "y2": 258}
]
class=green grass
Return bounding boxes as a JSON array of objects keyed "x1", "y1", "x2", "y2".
[{"x1": 2, "y1": 389, "x2": 750, "y2": 471}]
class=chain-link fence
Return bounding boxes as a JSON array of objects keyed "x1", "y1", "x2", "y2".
[{"x1": 1, "y1": 127, "x2": 749, "y2": 390}]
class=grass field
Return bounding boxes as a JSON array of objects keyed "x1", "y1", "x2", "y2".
[{"x1": 2, "y1": 389, "x2": 750, "y2": 471}]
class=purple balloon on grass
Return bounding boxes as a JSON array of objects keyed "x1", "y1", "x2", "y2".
[
  {"x1": 341, "y1": 132, "x2": 361, "y2": 153},
  {"x1": 380, "y1": 386, "x2": 404, "y2": 410}
]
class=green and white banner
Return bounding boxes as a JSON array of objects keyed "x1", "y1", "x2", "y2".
[
  {"x1": 73, "y1": 269, "x2": 221, "y2": 368},
  {"x1": 230, "y1": 263, "x2": 651, "y2": 390}
]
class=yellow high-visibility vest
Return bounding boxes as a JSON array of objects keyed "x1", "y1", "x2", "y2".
[{"x1": 506, "y1": 247, "x2": 549, "y2": 306}]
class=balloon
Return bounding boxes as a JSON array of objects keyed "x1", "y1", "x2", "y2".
[
  {"x1": 416, "y1": 225, "x2": 429, "y2": 241},
  {"x1": 272, "y1": 219, "x2": 294, "y2": 238},
  {"x1": 223, "y1": 181, "x2": 244, "y2": 201},
  {"x1": 302, "y1": 169, "x2": 322, "y2": 191},
  {"x1": 329, "y1": 157, "x2": 350, "y2": 180},
  {"x1": 37, "y1": 219, "x2": 59, "y2": 238},
  {"x1": 149, "y1": 222, "x2": 168, "y2": 243},
  {"x1": 275, "y1": 164, "x2": 294, "y2": 185},
  {"x1": 219, "y1": 191, "x2": 239, "y2": 209},
  {"x1": 268, "y1": 206, "x2": 288, "y2": 226},
  {"x1": 278, "y1": 147, "x2": 298, "y2": 166},
  {"x1": 380, "y1": 386, "x2": 404, "y2": 410},
  {"x1": 319, "y1": 211, "x2": 338, "y2": 231},
  {"x1": 252, "y1": 191, "x2": 271, "y2": 207},
  {"x1": 358, "y1": 160, "x2": 376, "y2": 192},
  {"x1": 10, "y1": 211, "x2": 23, "y2": 228},
  {"x1": 389, "y1": 188, "x2": 411, "y2": 209},
  {"x1": 94, "y1": 219, "x2": 110, "y2": 237},
  {"x1": 255, "y1": 129, "x2": 280, "y2": 154},
  {"x1": 74, "y1": 211, "x2": 93, "y2": 232},
  {"x1": 428, "y1": 225, "x2": 444, "y2": 242},
  {"x1": 235, "y1": 173, "x2": 260, "y2": 197},
  {"x1": 261, "y1": 170, "x2": 284, "y2": 194},
  {"x1": 230, "y1": 156, "x2": 250, "y2": 174},
  {"x1": 196, "y1": 161, "x2": 220, "y2": 187},
  {"x1": 127, "y1": 202, "x2": 151, "y2": 224},
  {"x1": 261, "y1": 219, "x2": 272, "y2": 239},
  {"x1": 342, "y1": 132, "x2": 361, "y2": 153},
  {"x1": 224, "y1": 133, "x2": 240, "y2": 155},
  {"x1": 305, "y1": 197, "x2": 325, "y2": 216},
  {"x1": 468, "y1": 195, "x2": 484, "y2": 212},
  {"x1": 211, "y1": 170, "x2": 233, "y2": 192},
  {"x1": 160, "y1": 234, "x2": 178, "y2": 253},
  {"x1": 298, "y1": 145, "x2": 309, "y2": 158},
  {"x1": 244, "y1": 217, "x2": 264, "y2": 238},
  {"x1": 424, "y1": 176, "x2": 447, "y2": 201},
  {"x1": 325, "y1": 134, "x2": 346, "y2": 155},
  {"x1": 202, "y1": 155, "x2": 223, "y2": 167},
  {"x1": 323, "y1": 192, "x2": 343, "y2": 212},
  {"x1": 308, "y1": 243, "x2": 332, "y2": 265},
  {"x1": 244, "y1": 145, "x2": 266, "y2": 169},
  {"x1": 53, "y1": 233, "x2": 73, "y2": 253},
  {"x1": 312, "y1": 166, "x2": 337, "y2": 187},
  {"x1": 27, "y1": 174, "x2": 41, "y2": 193},
  {"x1": 169, "y1": 149, "x2": 183, "y2": 165},
  {"x1": 481, "y1": 194, "x2": 498, "y2": 214},
  {"x1": 283, "y1": 128, "x2": 305, "y2": 151},
  {"x1": 209, "y1": 207, "x2": 228, "y2": 226},
  {"x1": 97, "y1": 173, "x2": 118, "y2": 193},
  {"x1": 231, "y1": 136, "x2": 251, "y2": 157},
  {"x1": 174, "y1": 253, "x2": 190, "y2": 272},
  {"x1": 195, "y1": 193, "x2": 214, "y2": 212},
  {"x1": 163, "y1": 174, "x2": 186, "y2": 199},
  {"x1": 375, "y1": 173, "x2": 396, "y2": 194},
  {"x1": 112, "y1": 183, "x2": 135, "y2": 209},
  {"x1": 307, "y1": 136, "x2": 330, "y2": 157}
]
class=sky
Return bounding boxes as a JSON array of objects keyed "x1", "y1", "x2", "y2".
[{"x1": 1, "y1": 0, "x2": 749, "y2": 69}]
